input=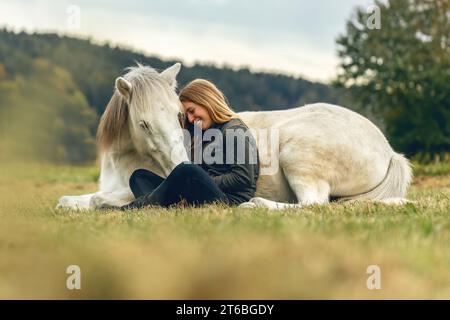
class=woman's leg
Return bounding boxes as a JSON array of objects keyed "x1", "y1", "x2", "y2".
[
  {"x1": 129, "y1": 169, "x2": 165, "y2": 198},
  {"x1": 122, "y1": 163, "x2": 228, "y2": 209}
]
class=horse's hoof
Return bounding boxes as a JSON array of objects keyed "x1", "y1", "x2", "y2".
[
  {"x1": 55, "y1": 200, "x2": 86, "y2": 212},
  {"x1": 249, "y1": 197, "x2": 271, "y2": 207},
  {"x1": 239, "y1": 202, "x2": 257, "y2": 208},
  {"x1": 55, "y1": 203, "x2": 68, "y2": 210},
  {"x1": 379, "y1": 197, "x2": 416, "y2": 205},
  {"x1": 56, "y1": 196, "x2": 73, "y2": 210},
  {"x1": 90, "y1": 195, "x2": 122, "y2": 210},
  {"x1": 90, "y1": 195, "x2": 108, "y2": 209}
]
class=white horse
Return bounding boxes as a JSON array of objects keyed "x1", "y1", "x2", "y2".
[
  {"x1": 57, "y1": 63, "x2": 189, "y2": 210},
  {"x1": 238, "y1": 105, "x2": 412, "y2": 209},
  {"x1": 57, "y1": 63, "x2": 412, "y2": 210}
]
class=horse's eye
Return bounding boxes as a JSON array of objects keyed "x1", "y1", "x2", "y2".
[{"x1": 139, "y1": 120, "x2": 150, "y2": 131}]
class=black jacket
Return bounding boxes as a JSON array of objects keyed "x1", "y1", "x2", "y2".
[{"x1": 190, "y1": 118, "x2": 260, "y2": 204}]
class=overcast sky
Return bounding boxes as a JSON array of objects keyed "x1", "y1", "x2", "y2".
[{"x1": 0, "y1": 0, "x2": 375, "y2": 83}]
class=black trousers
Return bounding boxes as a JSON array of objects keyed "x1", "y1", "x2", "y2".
[{"x1": 122, "y1": 162, "x2": 229, "y2": 209}]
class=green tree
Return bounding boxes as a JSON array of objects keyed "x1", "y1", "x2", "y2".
[
  {"x1": 0, "y1": 58, "x2": 97, "y2": 164},
  {"x1": 336, "y1": 0, "x2": 450, "y2": 160}
]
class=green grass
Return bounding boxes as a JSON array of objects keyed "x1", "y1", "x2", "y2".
[
  {"x1": 0, "y1": 163, "x2": 450, "y2": 299},
  {"x1": 413, "y1": 161, "x2": 450, "y2": 177}
]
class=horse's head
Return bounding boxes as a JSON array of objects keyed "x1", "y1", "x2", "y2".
[{"x1": 99, "y1": 63, "x2": 189, "y2": 176}]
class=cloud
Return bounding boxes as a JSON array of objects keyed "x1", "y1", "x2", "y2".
[{"x1": 0, "y1": 0, "x2": 374, "y2": 82}]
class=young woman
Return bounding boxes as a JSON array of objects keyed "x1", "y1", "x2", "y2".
[{"x1": 121, "y1": 79, "x2": 260, "y2": 209}]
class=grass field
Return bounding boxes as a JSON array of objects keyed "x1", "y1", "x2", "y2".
[{"x1": 0, "y1": 162, "x2": 449, "y2": 299}]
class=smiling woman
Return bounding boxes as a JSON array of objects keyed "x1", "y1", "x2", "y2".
[
  {"x1": 56, "y1": 63, "x2": 260, "y2": 210},
  {"x1": 121, "y1": 78, "x2": 261, "y2": 208},
  {"x1": 179, "y1": 79, "x2": 239, "y2": 131},
  {"x1": 182, "y1": 100, "x2": 213, "y2": 130}
]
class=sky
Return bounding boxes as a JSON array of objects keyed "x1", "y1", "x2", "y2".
[{"x1": 0, "y1": 0, "x2": 375, "y2": 83}]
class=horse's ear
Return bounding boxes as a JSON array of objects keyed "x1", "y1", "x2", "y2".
[
  {"x1": 115, "y1": 77, "x2": 132, "y2": 101},
  {"x1": 160, "y1": 62, "x2": 181, "y2": 89}
]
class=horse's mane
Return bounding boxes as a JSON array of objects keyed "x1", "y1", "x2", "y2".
[
  {"x1": 97, "y1": 65, "x2": 173, "y2": 153},
  {"x1": 97, "y1": 91, "x2": 128, "y2": 153}
]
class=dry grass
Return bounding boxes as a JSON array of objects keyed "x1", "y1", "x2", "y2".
[{"x1": 0, "y1": 163, "x2": 449, "y2": 299}]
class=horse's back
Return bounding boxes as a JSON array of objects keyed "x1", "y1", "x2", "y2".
[
  {"x1": 289, "y1": 106, "x2": 393, "y2": 196},
  {"x1": 241, "y1": 103, "x2": 396, "y2": 197},
  {"x1": 241, "y1": 103, "x2": 380, "y2": 131},
  {"x1": 240, "y1": 103, "x2": 392, "y2": 157}
]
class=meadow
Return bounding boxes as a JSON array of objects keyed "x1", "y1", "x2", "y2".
[{"x1": 0, "y1": 162, "x2": 449, "y2": 299}]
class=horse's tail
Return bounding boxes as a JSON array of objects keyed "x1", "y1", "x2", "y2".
[{"x1": 339, "y1": 153, "x2": 413, "y2": 202}]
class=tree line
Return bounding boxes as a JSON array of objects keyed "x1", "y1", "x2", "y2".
[
  {"x1": 1, "y1": 0, "x2": 448, "y2": 165},
  {"x1": 0, "y1": 29, "x2": 343, "y2": 164}
]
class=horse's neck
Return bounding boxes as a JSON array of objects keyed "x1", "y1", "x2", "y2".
[
  {"x1": 109, "y1": 129, "x2": 167, "y2": 178},
  {"x1": 110, "y1": 128, "x2": 135, "y2": 156}
]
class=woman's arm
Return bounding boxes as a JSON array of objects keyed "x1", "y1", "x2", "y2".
[{"x1": 212, "y1": 124, "x2": 259, "y2": 192}]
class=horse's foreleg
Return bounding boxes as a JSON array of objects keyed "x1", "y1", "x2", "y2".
[
  {"x1": 57, "y1": 193, "x2": 97, "y2": 211},
  {"x1": 57, "y1": 188, "x2": 134, "y2": 211},
  {"x1": 239, "y1": 197, "x2": 303, "y2": 209},
  {"x1": 89, "y1": 187, "x2": 134, "y2": 209},
  {"x1": 240, "y1": 169, "x2": 331, "y2": 210}
]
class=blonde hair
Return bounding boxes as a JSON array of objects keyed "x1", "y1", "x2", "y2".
[{"x1": 179, "y1": 79, "x2": 239, "y2": 127}]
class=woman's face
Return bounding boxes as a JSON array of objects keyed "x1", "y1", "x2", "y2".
[{"x1": 181, "y1": 101, "x2": 213, "y2": 130}]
